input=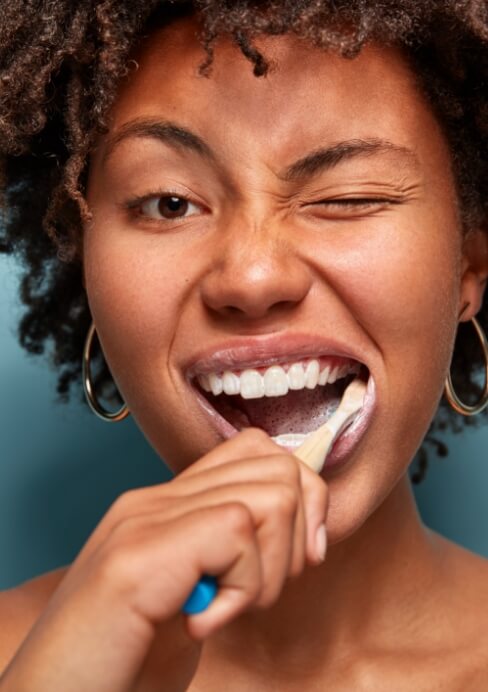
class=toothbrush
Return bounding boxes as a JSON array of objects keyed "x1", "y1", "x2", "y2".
[
  {"x1": 292, "y1": 378, "x2": 367, "y2": 473},
  {"x1": 181, "y1": 378, "x2": 367, "y2": 614}
]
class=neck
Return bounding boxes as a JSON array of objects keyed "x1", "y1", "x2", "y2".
[{"x1": 200, "y1": 474, "x2": 443, "y2": 678}]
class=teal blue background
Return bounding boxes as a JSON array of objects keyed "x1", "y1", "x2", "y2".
[{"x1": 0, "y1": 255, "x2": 487, "y2": 589}]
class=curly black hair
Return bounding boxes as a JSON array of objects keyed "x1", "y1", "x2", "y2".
[{"x1": 0, "y1": 0, "x2": 487, "y2": 482}]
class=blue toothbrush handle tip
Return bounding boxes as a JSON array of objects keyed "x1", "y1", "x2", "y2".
[{"x1": 182, "y1": 575, "x2": 218, "y2": 615}]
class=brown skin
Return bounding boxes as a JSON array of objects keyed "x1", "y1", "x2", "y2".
[{"x1": 1, "y1": 17, "x2": 488, "y2": 692}]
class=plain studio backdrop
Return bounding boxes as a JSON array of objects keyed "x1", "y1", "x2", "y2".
[{"x1": 0, "y1": 254, "x2": 487, "y2": 589}]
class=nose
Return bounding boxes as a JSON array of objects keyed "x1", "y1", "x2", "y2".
[{"x1": 199, "y1": 217, "x2": 312, "y2": 321}]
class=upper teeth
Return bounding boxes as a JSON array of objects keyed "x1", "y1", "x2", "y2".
[{"x1": 196, "y1": 359, "x2": 360, "y2": 399}]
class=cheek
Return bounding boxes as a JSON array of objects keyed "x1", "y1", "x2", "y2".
[
  {"x1": 361, "y1": 234, "x2": 457, "y2": 346},
  {"x1": 82, "y1": 223, "x2": 194, "y2": 388},
  {"x1": 322, "y1": 220, "x2": 462, "y2": 543},
  {"x1": 329, "y1": 218, "x2": 459, "y2": 355},
  {"x1": 312, "y1": 214, "x2": 461, "y2": 439}
]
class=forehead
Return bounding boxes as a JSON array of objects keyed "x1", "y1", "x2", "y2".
[{"x1": 106, "y1": 16, "x2": 446, "y2": 169}]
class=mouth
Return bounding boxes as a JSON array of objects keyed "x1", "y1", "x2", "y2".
[{"x1": 187, "y1": 351, "x2": 374, "y2": 471}]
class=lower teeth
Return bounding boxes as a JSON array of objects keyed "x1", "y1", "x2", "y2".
[{"x1": 271, "y1": 433, "x2": 309, "y2": 448}]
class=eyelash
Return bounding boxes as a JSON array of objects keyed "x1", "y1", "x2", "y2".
[
  {"x1": 306, "y1": 197, "x2": 401, "y2": 219},
  {"x1": 313, "y1": 197, "x2": 398, "y2": 208}
]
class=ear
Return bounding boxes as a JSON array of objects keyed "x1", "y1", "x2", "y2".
[{"x1": 459, "y1": 229, "x2": 488, "y2": 322}]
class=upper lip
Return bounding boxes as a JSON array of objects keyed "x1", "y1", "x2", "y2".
[{"x1": 184, "y1": 333, "x2": 370, "y2": 379}]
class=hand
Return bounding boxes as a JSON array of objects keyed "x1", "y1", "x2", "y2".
[{"x1": 0, "y1": 429, "x2": 328, "y2": 692}]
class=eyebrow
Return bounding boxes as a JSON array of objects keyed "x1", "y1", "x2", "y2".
[
  {"x1": 103, "y1": 118, "x2": 419, "y2": 178},
  {"x1": 103, "y1": 118, "x2": 214, "y2": 164},
  {"x1": 280, "y1": 138, "x2": 420, "y2": 182}
]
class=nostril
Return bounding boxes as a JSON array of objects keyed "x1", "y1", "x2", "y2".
[
  {"x1": 216, "y1": 300, "x2": 300, "y2": 319},
  {"x1": 223, "y1": 304, "x2": 247, "y2": 316},
  {"x1": 272, "y1": 299, "x2": 304, "y2": 315}
]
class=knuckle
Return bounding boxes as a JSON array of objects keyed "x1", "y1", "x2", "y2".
[
  {"x1": 241, "y1": 427, "x2": 270, "y2": 442},
  {"x1": 277, "y1": 454, "x2": 301, "y2": 484},
  {"x1": 272, "y1": 483, "x2": 299, "y2": 516},
  {"x1": 256, "y1": 584, "x2": 282, "y2": 609},
  {"x1": 239, "y1": 427, "x2": 275, "y2": 452},
  {"x1": 108, "y1": 512, "x2": 145, "y2": 543},
  {"x1": 220, "y1": 502, "x2": 254, "y2": 538},
  {"x1": 102, "y1": 515, "x2": 152, "y2": 565},
  {"x1": 96, "y1": 515, "x2": 163, "y2": 593},
  {"x1": 96, "y1": 540, "x2": 139, "y2": 594}
]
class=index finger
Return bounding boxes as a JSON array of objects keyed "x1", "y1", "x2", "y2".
[{"x1": 178, "y1": 427, "x2": 287, "y2": 478}]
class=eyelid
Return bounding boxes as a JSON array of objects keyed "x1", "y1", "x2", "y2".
[
  {"x1": 313, "y1": 197, "x2": 401, "y2": 206},
  {"x1": 300, "y1": 196, "x2": 403, "y2": 220},
  {"x1": 305, "y1": 196, "x2": 404, "y2": 212}
]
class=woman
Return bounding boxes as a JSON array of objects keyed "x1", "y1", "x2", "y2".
[{"x1": 0, "y1": 1, "x2": 487, "y2": 689}]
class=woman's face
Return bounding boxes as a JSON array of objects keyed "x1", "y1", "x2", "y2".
[{"x1": 84, "y1": 17, "x2": 481, "y2": 542}]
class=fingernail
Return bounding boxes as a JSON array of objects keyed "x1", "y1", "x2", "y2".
[{"x1": 315, "y1": 523, "x2": 327, "y2": 562}]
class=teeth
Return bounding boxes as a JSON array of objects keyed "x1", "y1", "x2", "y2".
[
  {"x1": 263, "y1": 366, "x2": 289, "y2": 397},
  {"x1": 208, "y1": 373, "x2": 223, "y2": 396},
  {"x1": 328, "y1": 366, "x2": 339, "y2": 384},
  {"x1": 222, "y1": 371, "x2": 240, "y2": 395},
  {"x1": 240, "y1": 369, "x2": 265, "y2": 399},
  {"x1": 304, "y1": 360, "x2": 320, "y2": 389},
  {"x1": 195, "y1": 358, "x2": 361, "y2": 400},
  {"x1": 318, "y1": 365, "x2": 330, "y2": 385},
  {"x1": 288, "y1": 363, "x2": 306, "y2": 390},
  {"x1": 271, "y1": 433, "x2": 309, "y2": 448},
  {"x1": 197, "y1": 374, "x2": 212, "y2": 392}
]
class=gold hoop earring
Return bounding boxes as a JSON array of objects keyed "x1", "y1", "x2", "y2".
[
  {"x1": 83, "y1": 322, "x2": 130, "y2": 422},
  {"x1": 444, "y1": 316, "x2": 488, "y2": 416}
]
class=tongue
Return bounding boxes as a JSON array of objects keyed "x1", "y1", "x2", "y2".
[{"x1": 231, "y1": 383, "x2": 345, "y2": 436}]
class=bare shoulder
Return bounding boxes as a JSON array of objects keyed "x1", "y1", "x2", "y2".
[
  {"x1": 0, "y1": 567, "x2": 67, "y2": 672},
  {"x1": 428, "y1": 530, "x2": 488, "y2": 685}
]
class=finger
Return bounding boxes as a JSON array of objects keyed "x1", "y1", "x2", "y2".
[
  {"x1": 181, "y1": 503, "x2": 263, "y2": 640},
  {"x1": 83, "y1": 433, "x2": 327, "y2": 569},
  {"x1": 109, "y1": 480, "x2": 303, "y2": 604},
  {"x1": 105, "y1": 503, "x2": 264, "y2": 640},
  {"x1": 168, "y1": 455, "x2": 308, "y2": 575},
  {"x1": 169, "y1": 453, "x2": 326, "y2": 566},
  {"x1": 292, "y1": 457, "x2": 330, "y2": 563},
  {"x1": 98, "y1": 453, "x2": 323, "y2": 569},
  {"x1": 178, "y1": 427, "x2": 283, "y2": 478},
  {"x1": 180, "y1": 428, "x2": 328, "y2": 563}
]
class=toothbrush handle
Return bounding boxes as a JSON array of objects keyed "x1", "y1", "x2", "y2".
[{"x1": 181, "y1": 574, "x2": 218, "y2": 614}]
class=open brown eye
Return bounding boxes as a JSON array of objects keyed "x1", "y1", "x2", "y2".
[
  {"x1": 158, "y1": 196, "x2": 189, "y2": 218},
  {"x1": 138, "y1": 194, "x2": 201, "y2": 220}
]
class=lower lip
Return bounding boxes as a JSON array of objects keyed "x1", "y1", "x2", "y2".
[
  {"x1": 191, "y1": 376, "x2": 376, "y2": 472},
  {"x1": 321, "y1": 376, "x2": 376, "y2": 474}
]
